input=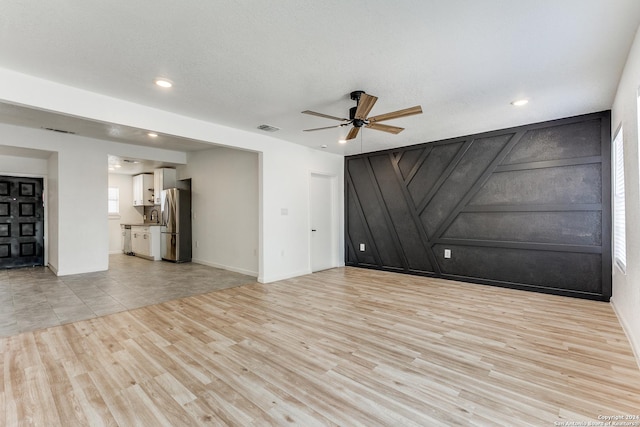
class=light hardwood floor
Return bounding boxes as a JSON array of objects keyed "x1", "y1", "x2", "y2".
[{"x1": 1, "y1": 267, "x2": 639, "y2": 426}]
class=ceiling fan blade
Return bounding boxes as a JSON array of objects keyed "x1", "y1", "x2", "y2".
[
  {"x1": 368, "y1": 105, "x2": 422, "y2": 123},
  {"x1": 366, "y1": 122, "x2": 404, "y2": 134},
  {"x1": 301, "y1": 110, "x2": 348, "y2": 122},
  {"x1": 354, "y1": 93, "x2": 378, "y2": 120},
  {"x1": 303, "y1": 124, "x2": 347, "y2": 132},
  {"x1": 346, "y1": 126, "x2": 360, "y2": 140}
]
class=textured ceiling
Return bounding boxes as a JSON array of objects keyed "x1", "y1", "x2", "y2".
[{"x1": 0, "y1": 1, "x2": 639, "y2": 156}]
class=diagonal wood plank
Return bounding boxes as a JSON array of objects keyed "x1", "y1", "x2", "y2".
[
  {"x1": 345, "y1": 170, "x2": 383, "y2": 266},
  {"x1": 389, "y1": 152, "x2": 441, "y2": 274}
]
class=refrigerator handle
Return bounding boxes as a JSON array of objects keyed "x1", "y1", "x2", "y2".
[{"x1": 162, "y1": 193, "x2": 168, "y2": 226}]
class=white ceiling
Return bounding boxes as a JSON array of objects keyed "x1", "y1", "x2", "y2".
[{"x1": 0, "y1": 1, "x2": 638, "y2": 156}]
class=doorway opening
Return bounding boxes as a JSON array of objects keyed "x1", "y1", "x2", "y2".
[{"x1": 310, "y1": 173, "x2": 337, "y2": 272}]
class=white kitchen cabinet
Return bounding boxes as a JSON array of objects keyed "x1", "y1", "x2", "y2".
[
  {"x1": 133, "y1": 174, "x2": 154, "y2": 206},
  {"x1": 153, "y1": 168, "x2": 176, "y2": 205},
  {"x1": 131, "y1": 228, "x2": 148, "y2": 256},
  {"x1": 131, "y1": 225, "x2": 161, "y2": 260}
]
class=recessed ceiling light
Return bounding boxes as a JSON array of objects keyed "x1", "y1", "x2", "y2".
[
  {"x1": 154, "y1": 78, "x2": 173, "y2": 88},
  {"x1": 321, "y1": 145, "x2": 328, "y2": 149},
  {"x1": 147, "y1": 132, "x2": 158, "y2": 138},
  {"x1": 114, "y1": 164, "x2": 122, "y2": 169},
  {"x1": 339, "y1": 139, "x2": 347, "y2": 144},
  {"x1": 108, "y1": 167, "x2": 115, "y2": 171},
  {"x1": 511, "y1": 99, "x2": 529, "y2": 106}
]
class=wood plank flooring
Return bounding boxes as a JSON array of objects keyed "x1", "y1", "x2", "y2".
[{"x1": 1, "y1": 267, "x2": 639, "y2": 426}]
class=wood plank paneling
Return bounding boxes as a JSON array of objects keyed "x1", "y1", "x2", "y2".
[
  {"x1": 346, "y1": 111, "x2": 612, "y2": 300},
  {"x1": 1, "y1": 268, "x2": 638, "y2": 425}
]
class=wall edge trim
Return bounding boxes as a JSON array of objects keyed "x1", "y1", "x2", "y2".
[{"x1": 610, "y1": 297, "x2": 640, "y2": 370}]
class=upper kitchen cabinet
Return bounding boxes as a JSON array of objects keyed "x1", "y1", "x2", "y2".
[
  {"x1": 153, "y1": 168, "x2": 176, "y2": 205},
  {"x1": 133, "y1": 173, "x2": 154, "y2": 206}
]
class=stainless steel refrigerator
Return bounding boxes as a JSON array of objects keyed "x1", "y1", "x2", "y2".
[{"x1": 161, "y1": 188, "x2": 192, "y2": 262}]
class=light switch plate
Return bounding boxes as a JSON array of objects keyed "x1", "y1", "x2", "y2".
[
  {"x1": 359, "y1": 243, "x2": 365, "y2": 251},
  {"x1": 444, "y1": 249, "x2": 451, "y2": 259}
]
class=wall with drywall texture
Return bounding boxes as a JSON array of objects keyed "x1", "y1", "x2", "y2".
[
  {"x1": 179, "y1": 147, "x2": 259, "y2": 276},
  {"x1": 611, "y1": 25, "x2": 640, "y2": 366}
]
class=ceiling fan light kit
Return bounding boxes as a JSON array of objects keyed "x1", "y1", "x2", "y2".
[{"x1": 302, "y1": 90, "x2": 422, "y2": 141}]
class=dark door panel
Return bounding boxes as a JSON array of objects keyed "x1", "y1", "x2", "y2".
[{"x1": 0, "y1": 176, "x2": 44, "y2": 269}]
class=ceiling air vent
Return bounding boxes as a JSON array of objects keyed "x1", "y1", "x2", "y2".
[
  {"x1": 257, "y1": 124, "x2": 280, "y2": 132},
  {"x1": 43, "y1": 127, "x2": 76, "y2": 135}
]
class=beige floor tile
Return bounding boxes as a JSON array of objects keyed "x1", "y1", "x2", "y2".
[{"x1": 0, "y1": 254, "x2": 256, "y2": 337}]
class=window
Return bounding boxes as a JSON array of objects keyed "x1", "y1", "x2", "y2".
[
  {"x1": 613, "y1": 126, "x2": 626, "y2": 272},
  {"x1": 108, "y1": 187, "x2": 120, "y2": 217}
]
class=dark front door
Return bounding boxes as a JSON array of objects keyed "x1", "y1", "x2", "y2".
[{"x1": 0, "y1": 176, "x2": 44, "y2": 269}]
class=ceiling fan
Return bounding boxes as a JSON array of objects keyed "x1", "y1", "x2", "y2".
[{"x1": 302, "y1": 90, "x2": 422, "y2": 140}]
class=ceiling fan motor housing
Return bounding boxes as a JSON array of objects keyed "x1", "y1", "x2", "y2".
[{"x1": 350, "y1": 90, "x2": 365, "y2": 102}]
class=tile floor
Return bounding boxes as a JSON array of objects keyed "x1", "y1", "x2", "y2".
[{"x1": 0, "y1": 254, "x2": 257, "y2": 337}]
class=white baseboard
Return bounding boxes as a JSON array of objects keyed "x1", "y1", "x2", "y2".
[
  {"x1": 259, "y1": 268, "x2": 312, "y2": 284},
  {"x1": 47, "y1": 263, "x2": 59, "y2": 276},
  {"x1": 611, "y1": 298, "x2": 640, "y2": 370},
  {"x1": 192, "y1": 258, "x2": 258, "y2": 278}
]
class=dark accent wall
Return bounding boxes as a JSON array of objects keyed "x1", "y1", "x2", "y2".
[{"x1": 345, "y1": 111, "x2": 611, "y2": 301}]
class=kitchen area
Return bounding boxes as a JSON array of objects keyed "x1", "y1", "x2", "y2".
[
  {"x1": 113, "y1": 165, "x2": 192, "y2": 263},
  {"x1": 107, "y1": 146, "x2": 259, "y2": 279}
]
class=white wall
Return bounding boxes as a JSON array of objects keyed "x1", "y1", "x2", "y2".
[
  {"x1": 47, "y1": 153, "x2": 59, "y2": 271},
  {"x1": 107, "y1": 174, "x2": 142, "y2": 254},
  {"x1": 0, "y1": 154, "x2": 48, "y2": 176},
  {"x1": 611, "y1": 24, "x2": 640, "y2": 367},
  {"x1": 178, "y1": 147, "x2": 259, "y2": 276},
  {"x1": 58, "y1": 141, "x2": 109, "y2": 274},
  {"x1": 260, "y1": 141, "x2": 344, "y2": 282},
  {"x1": 0, "y1": 122, "x2": 187, "y2": 275},
  {"x1": 0, "y1": 68, "x2": 345, "y2": 283}
]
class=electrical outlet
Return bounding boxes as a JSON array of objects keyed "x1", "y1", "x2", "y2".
[
  {"x1": 444, "y1": 249, "x2": 451, "y2": 259},
  {"x1": 359, "y1": 243, "x2": 366, "y2": 251}
]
